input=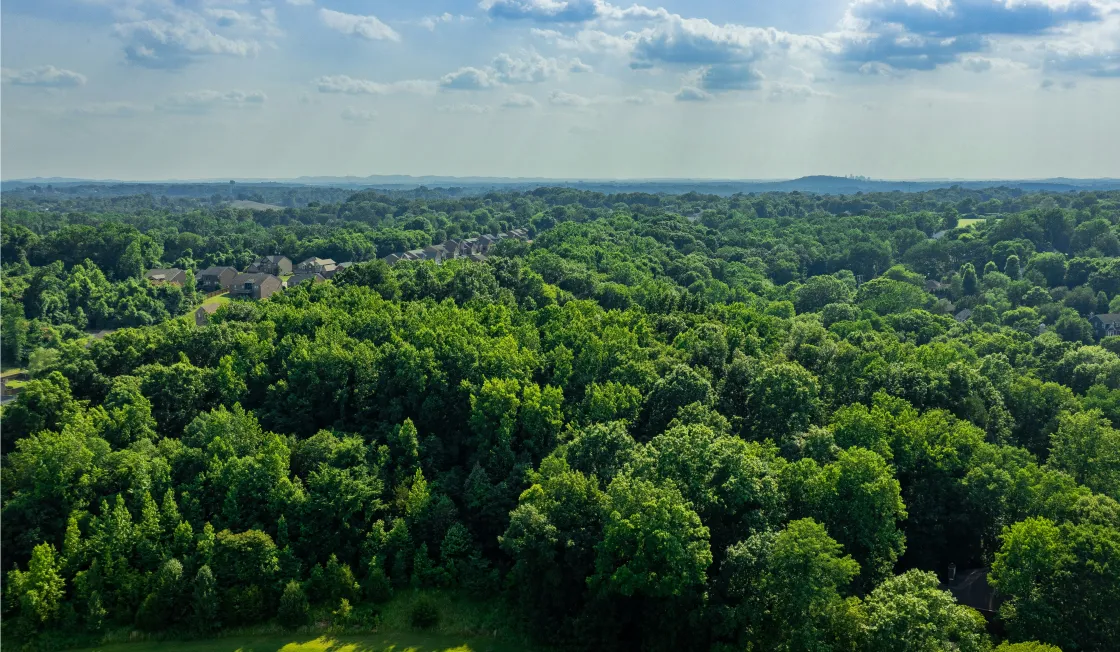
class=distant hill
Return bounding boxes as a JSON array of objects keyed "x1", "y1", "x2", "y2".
[{"x1": 4, "y1": 175, "x2": 1120, "y2": 197}]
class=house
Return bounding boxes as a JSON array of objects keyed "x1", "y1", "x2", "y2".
[
  {"x1": 478, "y1": 234, "x2": 498, "y2": 251},
  {"x1": 384, "y1": 253, "x2": 403, "y2": 265},
  {"x1": 322, "y1": 261, "x2": 354, "y2": 279},
  {"x1": 229, "y1": 272, "x2": 282, "y2": 300},
  {"x1": 287, "y1": 272, "x2": 325, "y2": 288},
  {"x1": 955, "y1": 309, "x2": 973, "y2": 323},
  {"x1": 197, "y1": 266, "x2": 238, "y2": 292},
  {"x1": 194, "y1": 303, "x2": 220, "y2": 326},
  {"x1": 1090, "y1": 313, "x2": 1120, "y2": 338},
  {"x1": 423, "y1": 244, "x2": 449, "y2": 262},
  {"x1": 297, "y1": 257, "x2": 337, "y2": 274},
  {"x1": 247, "y1": 255, "x2": 292, "y2": 276},
  {"x1": 925, "y1": 279, "x2": 945, "y2": 293},
  {"x1": 144, "y1": 268, "x2": 187, "y2": 286},
  {"x1": 941, "y1": 566, "x2": 1002, "y2": 618}
]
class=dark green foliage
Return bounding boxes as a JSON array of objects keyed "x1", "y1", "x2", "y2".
[{"x1": 4, "y1": 186, "x2": 1120, "y2": 652}]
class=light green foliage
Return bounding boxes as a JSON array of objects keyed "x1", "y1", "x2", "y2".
[{"x1": 861, "y1": 570, "x2": 990, "y2": 652}]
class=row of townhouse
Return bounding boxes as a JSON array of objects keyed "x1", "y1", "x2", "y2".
[
  {"x1": 147, "y1": 255, "x2": 356, "y2": 303},
  {"x1": 381, "y1": 228, "x2": 530, "y2": 266}
]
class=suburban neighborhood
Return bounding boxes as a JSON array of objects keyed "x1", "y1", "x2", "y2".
[{"x1": 149, "y1": 228, "x2": 533, "y2": 329}]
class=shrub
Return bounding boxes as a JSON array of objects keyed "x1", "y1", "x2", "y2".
[
  {"x1": 409, "y1": 595, "x2": 440, "y2": 630},
  {"x1": 277, "y1": 581, "x2": 309, "y2": 628}
]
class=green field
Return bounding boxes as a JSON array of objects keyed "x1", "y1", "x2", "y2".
[
  {"x1": 957, "y1": 217, "x2": 990, "y2": 227},
  {"x1": 68, "y1": 632, "x2": 525, "y2": 652}
]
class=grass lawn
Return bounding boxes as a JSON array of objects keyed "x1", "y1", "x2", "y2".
[
  {"x1": 67, "y1": 631, "x2": 526, "y2": 652},
  {"x1": 957, "y1": 217, "x2": 991, "y2": 228},
  {"x1": 203, "y1": 293, "x2": 231, "y2": 307},
  {"x1": 1, "y1": 366, "x2": 26, "y2": 378}
]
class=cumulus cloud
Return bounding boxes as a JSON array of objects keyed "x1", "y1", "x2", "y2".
[
  {"x1": 480, "y1": 0, "x2": 668, "y2": 23},
  {"x1": 569, "y1": 58, "x2": 594, "y2": 72},
  {"x1": 491, "y1": 51, "x2": 564, "y2": 83},
  {"x1": 440, "y1": 67, "x2": 501, "y2": 90},
  {"x1": 158, "y1": 89, "x2": 267, "y2": 113},
  {"x1": 629, "y1": 16, "x2": 822, "y2": 70},
  {"x1": 286, "y1": 0, "x2": 315, "y2": 5},
  {"x1": 204, "y1": 7, "x2": 283, "y2": 37},
  {"x1": 341, "y1": 107, "x2": 377, "y2": 122},
  {"x1": 319, "y1": 8, "x2": 400, "y2": 41},
  {"x1": 419, "y1": 13, "x2": 473, "y2": 30},
  {"x1": 961, "y1": 55, "x2": 993, "y2": 72},
  {"x1": 699, "y1": 63, "x2": 765, "y2": 91},
  {"x1": 831, "y1": 0, "x2": 1107, "y2": 73},
  {"x1": 439, "y1": 52, "x2": 574, "y2": 90},
  {"x1": 315, "y1": 75, "x2": 437, "y2": 94},
  {"x1": 849, "y1": 0, "x2": 1100, "y2": 39},
  {"x1": 501, "y1": 93, "x2": 540, "y2": 108},
  {"x1": 675, "y1": 86, "x2": 711, "y2": 102},
  {"x1": 1, "y1": 65, "x2": 87, "y2": 88},
  {"x1": 531, "y1": 27, "x2": 637, "y2": 55},
  {"x1": 114, "y1": 16, "x2": 260, "y2": 68}
]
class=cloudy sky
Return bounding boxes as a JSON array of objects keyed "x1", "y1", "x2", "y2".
[{"x1": 2, "y1": 0, "x2": 1119, "y2": 180}]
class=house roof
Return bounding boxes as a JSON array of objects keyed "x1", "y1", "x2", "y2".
[
  {"x1": 300, "y1": 256, "x2": 336, "y2": 266},
  {"x1": 145, "y1": 268, "x2": 184, "y2": 281},
  {"x1": 955, "y1": 309, "x2": 972, "y2": 322},
  {"x1": 265, "y1": 255, "x2": 290, "y2": 263},
  {"x1": 1092, "y1": 313, "x2": 1120, "y2": 326},
  {"x1": 337, "y1": 261, "x2": 354, "y2": 269},
  {"x1": 288, "y1": 272, "x2": 324, "y2": 286},
  {"x1": 196, "y1": 303, "x2": 221, "y2": 315},
  {"x1": 233, "y1": 272, "x2": 279, "y2": 285},
  {"x1": 199, "y1": 266, "x2": 236, "y2": 277}
]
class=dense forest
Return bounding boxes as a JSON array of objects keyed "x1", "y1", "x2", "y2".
[{"x1": 2, "y1": 186, "x2": 1120, "y2": 651}]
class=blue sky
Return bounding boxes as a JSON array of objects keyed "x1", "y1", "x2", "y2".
[{"x1": 2, "y1": 0, "x2": 1119, "y2": 180}]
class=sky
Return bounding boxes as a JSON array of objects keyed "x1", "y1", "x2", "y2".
[{"x1": 2, "y1": 0, "x2": 1119, "y2": 180}]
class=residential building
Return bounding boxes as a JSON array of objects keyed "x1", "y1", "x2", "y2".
[
  {"x1": 248, "y1": 255, "x2": 292, "y2": 276},
  {"x1": 144, "y1": 268, "x2": 188, "y2": 286},
  {"x1": 1090, "y1": 313, "x2": 1120, "y2": 338},
  {"x1": 287, "y1": 272, "x2": 325, "y2": 287},
  {"x1": 194, "y1": 303, "x2": 220, "y2": 326},
  {"x1": 230, "y1": 272, "x2": 282, "y2": 300},
  {"x1": 197, "y1": 266, "x2": 238, "y2": 292},
  {"x1": 297, "y1": 257, "x2": 337, "y2": 274},
  {"x1": 322, "y1": 261, "x2": 354, "y2": 279},
  {"x1": 954, "y1": 309, "x2": 972, "y2": 323}
]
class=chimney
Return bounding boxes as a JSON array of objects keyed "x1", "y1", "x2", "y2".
[{"x1": 948, "y1": 563, "x2": 957, "y2": 583}]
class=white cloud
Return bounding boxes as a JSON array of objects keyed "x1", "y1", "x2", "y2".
[
  {"x1": 480, "y1": 0, "x2": 669, "y2": 23},
  {"x1": 158, "y1": 89, "x2": 267, "y2": 113},
  {"x1": 286, "y1": 0, "x2": 314, "y2": 5},
  {"x1": 204, "y1": 7, "x2": 283, "y2": 37},
  {"x1": 699, "y1": 63, "x2": 765, "y2": 91},
  {"x1": 501, "y1": 93, "x2": 540, "y2": 108},
  {"x1": 1, "y1": 65, "x2": 87, "y2": 88},
  {"x1": 491, "y1": 51, "x2": 563, "y2": 83},
  {"x1": 630, "y1": 16, "x2": 820, "y2": 68},
  {"x1": 341, "y1": 107, "x2": 377, "y2": 122},
  {"x1": 440, "y1": 67, "x2": 501, "y2": 90},
  {"x1": 531, "y1": 27, "x2": 636, "y2": 55},
  {"x1": 114, "y1": 15, "x2": 261, "y2": 68},
  {"x1": 569, "y1": 58, "x2": 594, "y2": 72},
  {"x1": 319, "y1": 8, "x2": 400, "y2": 42},
  {"x1": 315, "y1": 75, "x2": 437, "y2": 95},
  {"x1": 674, "y1": 85, "x2": 711, "y2": 102},
  {"x1": 419, "y1": 13, "x2": 473, "y2": 30},
  {"x1": 549, "y1": 89, "x2": 593, "y2": 106}
]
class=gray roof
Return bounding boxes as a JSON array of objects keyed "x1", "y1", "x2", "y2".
[
  {"x1": 1092, "y1": 313, "x2": 1120, "y2": 325},
  {"x1": 955, "y1": 309, "x2": 972, "y2": 322},
  {"x1": 233, "y1": 272, "x2": 279, "y2": 285},
  {"x1": 199, "y1": 266, "x2": 236, "y2": 277},
  {"x1": 145, "y1": 268, "x2": 184, "y2": 280}
]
